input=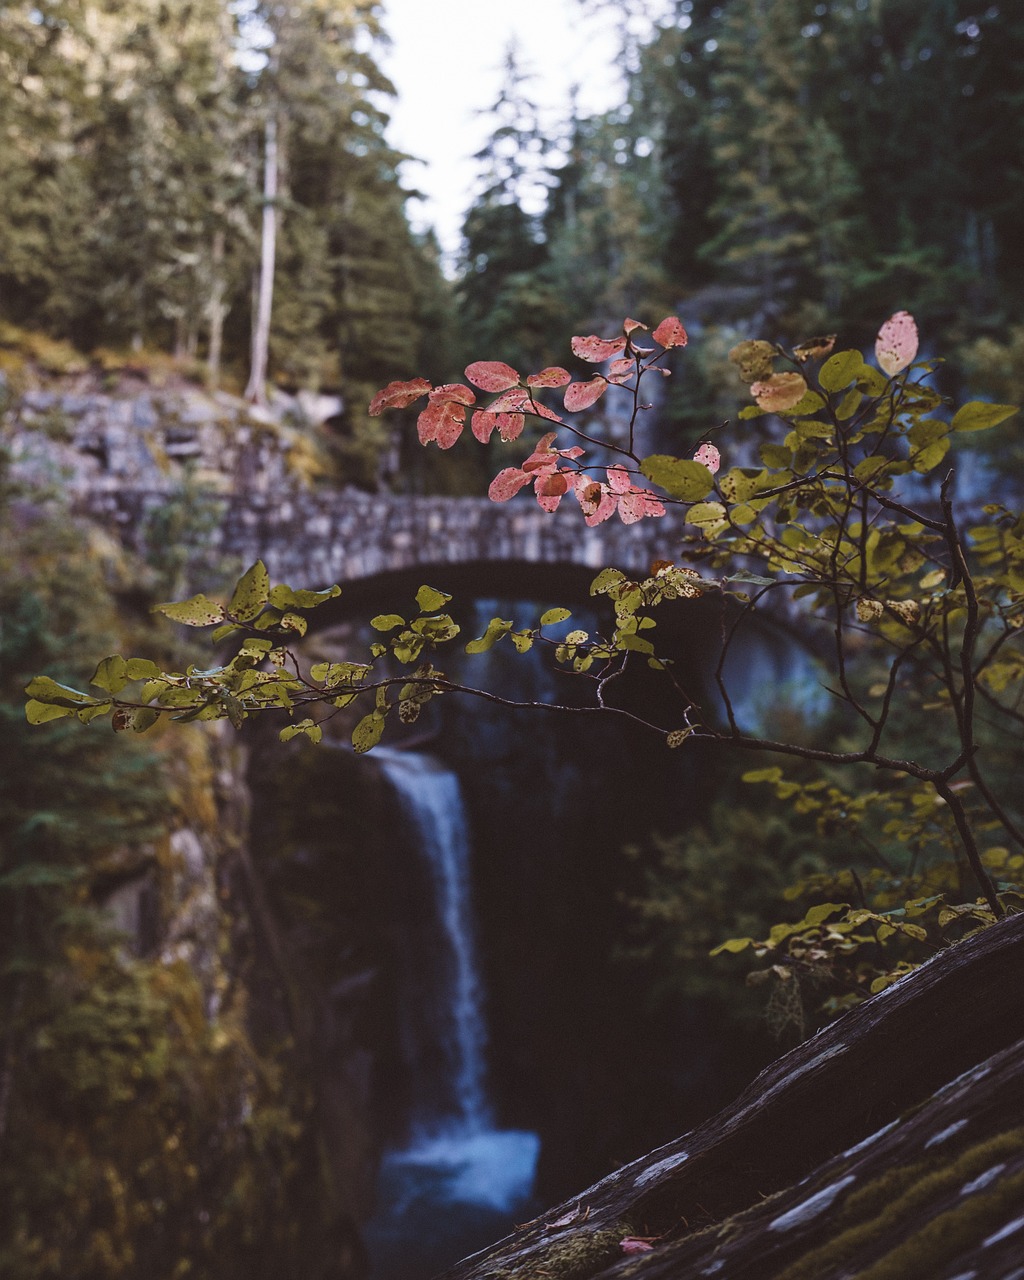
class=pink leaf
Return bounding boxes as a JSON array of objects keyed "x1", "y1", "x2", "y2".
[
  {"x1": 417, "y1": 400, "x2": 466, "y2": 449},
  {"x1": 652, "y1": 316, "x2": 688, "y2": 349},
  {"x1": 488, "y1": 388, "x2": 530, "y2": 413},
  {"x1": 623, "y1": 317, "x2": 648, "y2": 334},
  {"x1": 429, "y1": 382, "x2": 476, "y2": 406},
  {"x1": 465, "y1": 360, "x2": 521, "y2": 392},
  {"x1": 606, "y1": 357, "x2": 635, "y2": 384},
  {"x1": 536, "y1": 471, "x2": 569, "y2": 499},
  {"x1": 620, "y1": 1238, "x2": 655, "y2": 1255},
  {"x1": 368, "y1": 377, "x2": 432, "y2": 416},
  {"x1": 875, "y1": 311, "x2": 919, "y2": 377},
  {"x1": 488, "y1": 467, "x2": 532, "y2": 502},
  {"x1": 527, "y1": 366, "x2": 572, "y2": 387},
  {"x1": 607, "y1": 464, "x2": 633, "y2": 494},
  {"x1": 564, "y1": 378, "x2": 609, "y2": 412},
  {"x1": 694, "y1": 443, "x2": 721, "y2": 474},
  {"x1": 471, "y1": 411, "x2": 523, "y2": 444},
  {"x1": 618, "y1": 490, "x2": 665, "y2": 524},
  {"x1": 571, "y1": 334, "x2": 627, "y2": 362},
  {"x1": 499, "y1": 413, "x2": 525, "y2": 441},
  {"x1": 471, "y1": 410, "x2": 499, "y2": 443}
]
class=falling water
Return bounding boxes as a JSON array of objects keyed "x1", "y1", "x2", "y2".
[
  {"x1": 366, "y1": 749, "x2": 539, "y2": 1278},
  {"x1": 375, "y1": 750, "x2": 492, "y2": 1136}
]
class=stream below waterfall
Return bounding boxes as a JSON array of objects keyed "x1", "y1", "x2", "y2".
[{"x1": 364, "y1": 749, "x2": 540, "y2": 1279}]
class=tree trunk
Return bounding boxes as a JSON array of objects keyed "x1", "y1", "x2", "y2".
[
  {"x1": 440, "y1": 913, "x2": 1024, "y2": 1280},
  {"x1": 206, "y1": 227, "x2": 227, "y2": 389},
  {"x1": 245, "y1": 113, "x2": 278, "y2": 405}
]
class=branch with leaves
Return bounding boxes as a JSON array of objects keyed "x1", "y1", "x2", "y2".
[{"x1": 25, "y1": 311, "x2": 1023, "y2": 967}]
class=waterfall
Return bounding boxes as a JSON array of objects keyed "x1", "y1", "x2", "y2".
[
  {"x1": 375, "y1": 750, "x2": 492, "y2": 1136},
  {"x1": 366, "y1": 749, "x2": 539, "y2": 1278}
]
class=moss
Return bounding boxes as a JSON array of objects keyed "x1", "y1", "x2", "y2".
[
  {"x1": 854, "y1": 1163, "x2": 1024, "y2": 1280},
  {"x1": 492, "y1": 1225, "x2": 632, "y2": 1280},
  {"x1": 776, "y1": 1128, "x2": 1024, "y2": 1280}
]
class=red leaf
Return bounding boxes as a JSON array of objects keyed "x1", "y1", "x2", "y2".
[
  {"x1": 564, "y1": 378, "x2": 609, "y2": 412},
  {"x1": 417, "y1": 400, "x2": 466, "y2": 449},
  {"x1": 652, "y1": 317, "x2": 688, "y2": 349},
  {"x1": 537, "y1": 471, "x2": 569, "y2": 498},
  {"x1": 368, "y1": 377, "x2": 432, "y2": 416},
  {"x1": 620, "y1": 1238, "x2": 655, "y2": 1255},
  {"x1": 606, "y1": 357, "x2": 635, "y2": 385},
  {"x1": 488, "y1": 467, "x2": 532, "y2": 502},
  {"x1": 472, "y1": 410, "x2": 498, "y2": 443},
  {"x1": 623, "y1": 317, "x2": 648, "y2": 334},
  {"x1": 429, "y1": 382, "x2": 476, "y2": 406},
  {"x1": 875, "y1": 310, "x2": 919, "y2": 377},
  {"x1": 527, "y1": 366, "x2": 572, "y2": 387},
  {"x1": 489, "y1": 387, "x2": 565, "y2": 424},
  {"x1": 498, "y1": 412, "x2": 525, "y2": 441},
  {"x1": 488, "y1": 388, "x2": 529, "y2": 413},
  {"x1": 571, "y1": 334, "x2": 627, "y2": 362},
  {"x1": 465, "y1": 360, "x2": 520, "y2": 392}
]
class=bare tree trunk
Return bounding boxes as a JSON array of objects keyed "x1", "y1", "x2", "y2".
[
  {"x1": 245, "y1": 113, "x2": 278, "y2": 405},
  {"x1": 206, "y1": 227, "x2": 227, "y2": 389}
]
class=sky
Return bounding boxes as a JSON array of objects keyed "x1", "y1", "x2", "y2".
[{"x1": 378, "y1": 0, "x2": 655, "y2": 264}]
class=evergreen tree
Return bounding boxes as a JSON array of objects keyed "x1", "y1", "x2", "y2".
[
  {"x1": 700, "y1": 0, "x2": 862, "y2": 333},
  {"x1": 456, "y1": 44, "x2": 558, "y2": 370}
]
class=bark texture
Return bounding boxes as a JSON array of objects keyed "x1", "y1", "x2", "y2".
[{"x1": 441, "y1": 913, "x2": 1024, "y2": 1280}]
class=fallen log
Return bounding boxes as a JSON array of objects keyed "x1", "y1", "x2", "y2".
[{"x1": 440, "y1": 912, "x2": 1024, "y2": 1280}]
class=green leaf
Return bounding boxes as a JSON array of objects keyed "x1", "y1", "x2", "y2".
[
  {"x1": 742, "y1": 767, "x2": 784, "y2": 784},
  {"x1": 25, "y1": 676, "x2": 93, "y2": 706},
  {"x1": 540, "y1": 607, "x2": 572, "y2": 625},
  {"x1": 352, "y1": 712, "x2": 386, "y2": 753},
  {"x1": 951, "y1": 401, "x2": 1019, "y2": 433},
  {"x1": 709, "y1": 936, "x2": 755, "y2": 956},
  {"x1": 127, "y1": 707, "x2": 159, "y2": 733},
  {"x1": 229, "y1": 561, "x2": 270, "y2": 622},
  {"x1": 802, "y1": 902, "x2": 849, "y2": 927},
  {"x1": 686, "y1": 501, "x2": 727, "y2": 527},
  {"x1": 212, "y1": 623, "x2": 243, "y2": 644},
  {"x1": 466, "y1": 617, "x2": 513, "y2": 654},
  {"x1": 371, "y1": 614, "x2": 405, "y2": 632},
  {"x1": 268, "y1": 583, "x2": 342, "y2": 609},
  {"x1": 280, "y1": 719, "x2": 323, "y2": 744},
  {"x1": 819, "y1": 350, "x2": 864, "y2": 392},
  {"x1": 25, "y1": 699, "x2": 73, "y2": 724},
  {"x1": 640, "y1": 455, "x2": 714, "y2": 501},
  {"x1": 416, "y1": 585, "x2": 452, "y2": 612},
  {"x1": 77, "y1": 703, "x2": 112, "y2": 724},
  {"x1": 759, "y1": 443, "x2": 792, "y2": 468},
  {"x1": 91, "y1": 655, "x2": 128, "y2": 694},
  {"x1": 912, "y1": 436, "x2": 951, "y2": 474},
  {"x1": 125, "y1": 658, "x2": 162, "y2": 680},
  {"x1": 153, "y1": 593, "x2": 226, "y2": 627},
  {"x1": 854, "y1": 456, "x2": 889, "y2": 481},
  {"x1": 590, "y1": 568, "x2": 627, "y2": 596}
]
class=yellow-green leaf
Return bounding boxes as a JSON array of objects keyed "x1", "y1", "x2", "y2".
[
  {"x1": 229, "y1": 561, "x2": 270, "y2": 622},
  {"x1": 640, "y1": 455, "x2": 715, "y2": 501},
  {"x1": 951, "y1": 401, "x2": 1018, "y2": 433},
  {"x1": 153, "y1": 593, "x2": 226, "y2": 627}
]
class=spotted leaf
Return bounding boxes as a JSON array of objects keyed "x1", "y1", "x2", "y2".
[
  {"x1": 465, "y1": 361, "x2": 520, "y2": 392},
  {"x1": 875, "y1": 311, "x2": 918, "y2": 377}
]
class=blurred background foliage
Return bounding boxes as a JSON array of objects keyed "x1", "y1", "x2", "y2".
[{"x1": 1, "y1": 0, "x2": 1022, "y2": 1274}]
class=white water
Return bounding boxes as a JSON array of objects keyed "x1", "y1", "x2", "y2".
[{"x1": 373, "y1": 750, "x2": 539, "y2": 1222}]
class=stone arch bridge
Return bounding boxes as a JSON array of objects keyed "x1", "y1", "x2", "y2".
[{"x1": 80, "y1": 485, "x2": 697, "y2": 602}]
